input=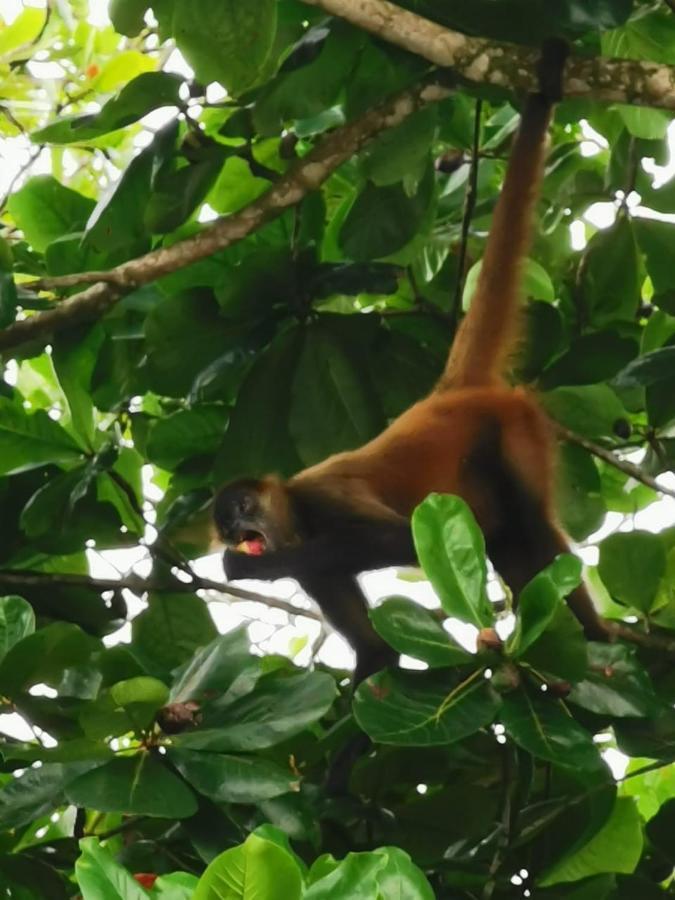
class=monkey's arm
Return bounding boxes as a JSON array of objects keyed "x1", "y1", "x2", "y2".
[{"x1": 223, "y1": 519, "x2": 416, "y2": 582}]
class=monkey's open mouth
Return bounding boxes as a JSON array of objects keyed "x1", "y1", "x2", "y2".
[{"x1": 235, "y1": 531, "x2": 266, "y2": 555}]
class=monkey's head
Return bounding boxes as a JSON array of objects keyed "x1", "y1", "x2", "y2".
[{"x1": 213, "y1": 476, "x2": 298, "y2": 554}]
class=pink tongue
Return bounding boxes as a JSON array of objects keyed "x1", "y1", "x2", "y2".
[{"x1": 236, "y1": 538, "x2": 265, "y2": 556}]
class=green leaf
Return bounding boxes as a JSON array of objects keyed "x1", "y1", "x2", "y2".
[
  {"x1": 52, "y1": 327, "x2": 105, "y2": 447},
  {"x1": 305, "y1": 853, "x2": 386, "y2": 900},
  {"x1": 539, "y1": 798, "x2": 643, "y2": 885},
  {"x1": 374, "y1": 847, "x2": 435, "y2": 900},
  {"x1": 598, "y1": 530, "x2": 666, "y2": 613},
  {"x1": 145, "y1": 146, "x2": 228, "y2": 234},
  {"x1": 147, "y1": 405, "x2": 228, "y2": 470},
  {"x1": 412, "y1": 494, "x2": 492, "y2": 628},
  {"x1": 174, "y1": 671, "x2": 336, "y2": 751},
  {"x1": 79, "y1": 676, "x2": 169, "y2": 739},
  {"x1": 635, "y1": 218, "x2": 675, "y2": 294},
  {"x1": 359, "y1": 108, "x2": 437, "y2": 187},
  {"x1": 541, "y1": 385, "x2": 627, "y2": 440},
  {"x1": 339, "y1": 164, "x2": 435, "y2": 261},
  {"x1": 580, "y1": 217, "x2": 640, "y2": 326},
  {"x1": 289, "y1": 321, "x2": 384, "y2": 466},
  {"x1": 32, "y1": 73, "x2": 184, "y2": 144},
  {"x1": 131, "y1": 593, "x2": 217, "y2": 677},
  {"x1": 540, "y1": 332, "x2": 638, "y2": 389},
  {"x1": 0, "y1": 271, "x2": 17, "y2": 328},
  {"x1": 614, "y1": 346, "x2": 675, "y2": 389},
  {"x1": 170, "y1": 627, "x2": 258, "y2": 703},
  {"x1": 507, "y1": 555, "x2": 582, "y2": 657},
  {"x1": 646, "y1": 797, "x2": 675, "y2": 863},
  {"x1": 66, "y1": 754, "x2": 198, "y2": 818},
  {"x1": 0, "y1": 595, "x2": 35, "y2": 663},
  {"x1": 0, "y1": 622, "x2": 98, "y2": 697},
  {"x1": 353, "y1": 668, "x2": 499, "y2": 746},
  {"x1": 370, "y1": 597, "x2": 472, "y2": 667},
  {"x1": 0, "y1": 8, "x2": 46, "y2": 56},
  {"x1": 194, "y1": 832, "x2": 303, "y2": 900},
  {"x1": 0, "y1": 763, "x2": 73, "y2": 830},
  {"x1": 0, "y1": 397, "x2": 82, "y2": 475},
  {"x1": 172, "y1": 0, "x2": 277, "y2": 95},
  {"x1": 616, "y1": 105, "x2": 671, "y2": 140},
  {"x1": 569, "y1": 643, "x2": 659, "y2": 718},
  {"x1": 214, "y1": 326, "x2": 304, "y2": 482},
  {"x1": 7, "y1": 176, "x2": 95, "y2": 253},
  {"x1": 75, "y1": 837, "x2": 151, "y2": 900},
  {"x1": 109, "y1": 0, "x2": 148, "y2": 36},
  {"x1": 170, "y1": 748, "x2": 298, "y2": 804},
  {"x1": 519, "y1": 603, "x2": 588, "y2": 682},
  {"x1": 154, "y1": 873, "x2": 200, "y2": 900},
  {"x1": 555, "y1": 443, "x2": 606, "y2": 541},
  {"x1": 464, "y1": 257, "x2": 555, "y2": 311},
  {"x1": 501, "y1": 689, "x2": 600, "y2": 770}
]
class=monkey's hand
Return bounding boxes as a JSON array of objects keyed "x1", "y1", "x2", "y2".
[{"x1": 222, "y1": 548, "x2": 263, "y2": 581}]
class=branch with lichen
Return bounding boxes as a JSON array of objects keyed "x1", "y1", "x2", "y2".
[
  {"x1": 0, "y1": 78, "x2": 450, "y2": 353},
  {"x1": 301, "y1": 0, "x2": 675, "y2": 108}
]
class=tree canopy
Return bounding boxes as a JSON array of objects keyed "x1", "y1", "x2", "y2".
[{"x1": 1, "y1": 1, "x2": 675, "y2": 897}]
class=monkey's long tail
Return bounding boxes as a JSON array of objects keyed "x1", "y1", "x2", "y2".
[{"x1": 438, "y1": 44, "x2": 567, "y2": 391}]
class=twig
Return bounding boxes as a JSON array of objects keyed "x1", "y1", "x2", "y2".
[
  {"x1": 452, "y1": 98, "x2": 482, "y2": 317},
  {"x1": 301, "y1": 0, "x2": 675, "y2": 109},
  {"x1": 0, "y1": 145, "x2": 43, "y2": 212},
  {"x1": 0, "y1": 568, "x2": 321, "y2": 621},
  {"x1": 557, "y1": 425, "x2": 675, "y2": 500},
  {"x1": 0, "y1": 78, "x2": 451, "y2": 352}
]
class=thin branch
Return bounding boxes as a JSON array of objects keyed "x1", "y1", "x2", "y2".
[
  {"x1": 301, "y1": 0, "x2": 675, "y2": 109},
  {"x1": 558, "y1": 425, "x2": 675, "y2": 501},
  {"x1": 0, "y1": 568, "x2": 321, "y2": 621},
  {"x1": 0, "y1": 78, "x2": 450, "y2": 353},
  {"x1": 452, "y1": 98, "x2": 482, "y2": 316}
]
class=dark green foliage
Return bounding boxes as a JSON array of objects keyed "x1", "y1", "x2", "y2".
[{"x1": 1, "y1": 0, "x2": 675, "y2": 897}]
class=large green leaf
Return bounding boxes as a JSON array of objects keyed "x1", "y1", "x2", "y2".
[
  {"x1": 0, "y1": 763, "x2": 75, "y2": 831},
  {"x1": 614, "y1": 346, "x2": 675, "y2": 390},
  {"x1": 0, "y1": 595, "x2": 35, "y2": 664},
  {"x1": 353, "y1": 668, "x2": 499, "y2": 746},
  {"x1": 412, "y1": 494, "x2": 493, "y2": 628},
  {"x1": 289, "y1": 320, "x2": 384, "y2": 465},
  {"x1": 0, "y1": 622, "x2": 99, "y2": 697},
  {"x1": 569, "y1": 643, "x2": 659, "y2": 718},
  {"x1": 170, "y1": 626, "x2": 258, "y2": 703},
  {"x1": 369, "y1": 597, "x2": 472, "y2": 668},
  {"x1": 214, "y1": 327, "x2": 304, "y2": 482},
  {"x1": 194, "y1": 832, "x2": 302, "y2": 900},
  {"x1": 109, "y1": 0, "x2": 148, "y2": 36},
  {"x1": 147, "y1": 405, "x2": 229, "y2": 470},
  {"x1": 580, "y1": 216, "x2": 640, "y2": 327},
  {"x1": 66, "y1": 754, "x2": 198, "y2": 818},
  {"x1": 519, "y1": 603, "x2": 588, "y2": 682},
  {"x1": 131, "y1": 593, "x2": 217, "y2": 677},
  {"x1": 339, "y1": 164, "x2": 435, "y2": 261},
  {"x1": 541, "y1": 384, "x2": 628, "y2": 440},
  {"x1": 172, "y1": 0, "x2": 277, "y2": 95},
  {"x1": 539, "y1": 798, "x2": 643, "y2": 885},
  {"x1": 32, "y1": 72, "x2": 183, "y2": 144},
  {"x1": 7, "y1": 176, "x2": 95, "y2": 253},
  {"x1": 0, "y1": 396, "x2": 82, "y2": 475},
  {"x1": 507, "y1": 555, "x2": 582, "y2": 657},
  {"x1": 75, "y1": 837, "x2": 151, "y2": 900},
  {"x1": 79, "y1": 676, "x2": 169, "y2": 739},
  {"x1": 170, "y1": 748, "x2": 298, "y2": 804},
  {"x1": 174, "y1": 670, "x2": 336, "y2": 751},
  {"x1": 598, "y1": 530, "x2": 666, "y2": 613},
  {"x1": 501, "y1": 689, "x2": 600, "y2": 770}
]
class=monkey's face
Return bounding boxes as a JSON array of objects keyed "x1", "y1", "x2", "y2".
[{"x1": 213, "y1": 477, "x2": 297, "y2": 554}]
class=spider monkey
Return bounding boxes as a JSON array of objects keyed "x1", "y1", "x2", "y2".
[{"x1": 214, "y1": 42, "x2": 610, "y2": 685}]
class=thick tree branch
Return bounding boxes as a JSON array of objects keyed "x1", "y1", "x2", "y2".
[
  {"x1": 558, "y1": 425, "x2": 675, "y2": 501},
  {"x1": 0, "y1": 79, "x2": 450, "y2": 353},
  {"x1": 301, "y1": 0, "x2": 675, "y2": 108},
  {"x1": 0, "y1": 569, "x2": 321, "y2": 621}
]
